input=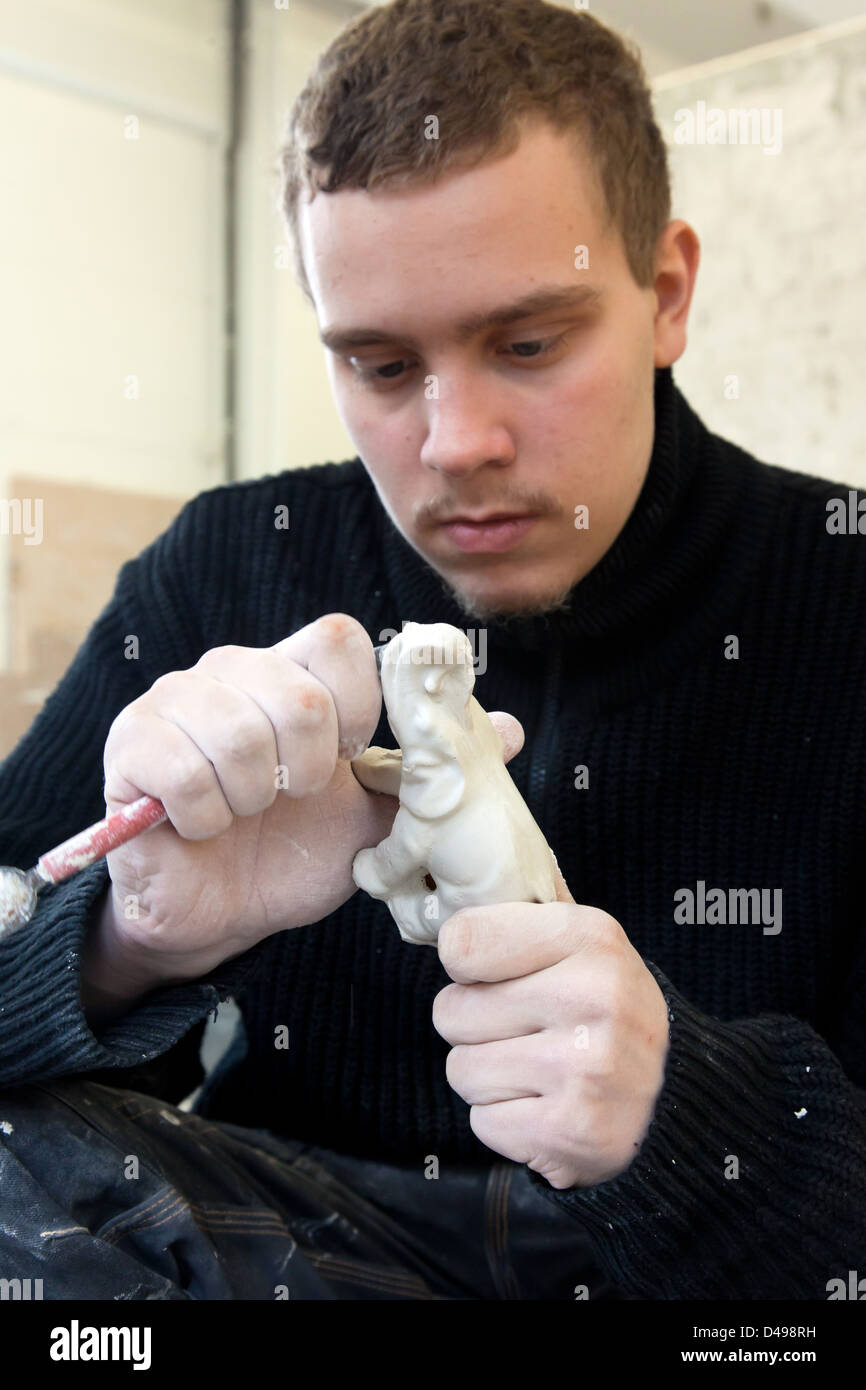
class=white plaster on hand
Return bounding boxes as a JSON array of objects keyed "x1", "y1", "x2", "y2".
[{"x1": 351, "y1": 623, "x2": 558, "y2": 945}]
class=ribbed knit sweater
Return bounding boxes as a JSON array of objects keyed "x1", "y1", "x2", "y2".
[{"x1": 1, "y1": 366, "x2": 864, "y2": 1300}]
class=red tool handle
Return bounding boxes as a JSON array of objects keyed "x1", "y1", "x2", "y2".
[{"x1": 36, "y1": 795, "x2": 168, "y2": 884}]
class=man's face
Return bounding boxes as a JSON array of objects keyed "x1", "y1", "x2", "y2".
[{"x1": 299, "y1": 119, "x2": 669, "y2": 620}]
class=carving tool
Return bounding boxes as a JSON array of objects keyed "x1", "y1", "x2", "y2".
[{"x1": 0, "y1": 641, "x2": 390, "y2": 940}]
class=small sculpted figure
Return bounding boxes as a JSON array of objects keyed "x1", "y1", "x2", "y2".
[{"x1": 351, "y1": 622, "x2": 558, "y2": 944}]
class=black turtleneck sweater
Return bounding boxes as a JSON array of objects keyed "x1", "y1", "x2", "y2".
[{"x1": 0, "y1": 367, "x2": 864, "y2": 1300}]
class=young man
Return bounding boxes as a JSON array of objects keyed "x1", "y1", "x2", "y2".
[{"x1": 0, "y1": 0, "x2": 863, "y2": 1302}]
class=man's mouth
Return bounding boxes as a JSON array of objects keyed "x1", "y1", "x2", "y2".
[
  {"x1": 439, "y1": 510, "x2": 535, "y2": 524},
  {"x1": 438, "y1": 513, "x2": 540, "y2": 553}
]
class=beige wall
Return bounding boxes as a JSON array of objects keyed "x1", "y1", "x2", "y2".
[
  {"x1": 0, "y1": 0, "x2": 230, "y2": 667},
  {"x1": 233, "y1": 0, "x2": 360, "y2": 482}
]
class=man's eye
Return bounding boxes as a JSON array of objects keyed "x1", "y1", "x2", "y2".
[
  {"x1": 350, "y1": 335, "x2": 565, "y2": 386},
  {"x1": 507, "y1": 337, "x2": 561, "y2": 359},
  {"x1": 349, "y1": 357, "x2": 411, "y2": 383}
]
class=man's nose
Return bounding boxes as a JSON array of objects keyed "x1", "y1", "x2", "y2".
[{"x1": 419, "y1": 382, "x2": 514, "y2": 478}]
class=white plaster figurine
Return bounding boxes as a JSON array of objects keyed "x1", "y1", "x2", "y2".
[{"x1": 351, "y1": 622, "x2": 558, "y2": 945}]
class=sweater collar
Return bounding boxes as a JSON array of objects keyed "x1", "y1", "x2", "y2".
[{"x1": 372, "y1": 365, "x2": 772, "y2": 670}]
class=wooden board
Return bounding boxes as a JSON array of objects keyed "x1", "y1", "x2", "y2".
[{"x1": 1, "y1": 474, "x2": 186, "y2": 758}]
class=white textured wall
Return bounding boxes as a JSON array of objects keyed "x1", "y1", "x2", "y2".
[{"x1": 652, "y1": 17, "x2": 866, "y2": 485}]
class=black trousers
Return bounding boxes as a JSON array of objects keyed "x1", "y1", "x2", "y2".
[{"x1": 0, "y1": 1077, "x2": 630, "y2": 1300}]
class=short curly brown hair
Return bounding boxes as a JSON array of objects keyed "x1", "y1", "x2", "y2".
[{"x1": 278, "y1": 0, "x2": 670, "y2": 301}]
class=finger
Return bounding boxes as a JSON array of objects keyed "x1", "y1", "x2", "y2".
[
  {"x1": 445, "y1": 1034, "x2": 552, "y2": 1105},
  {"x1": 467, "y1": 1096, "x2": 550, "y2": 1172},
  {"x1": 433, "y1": 976, "x2": 543, "y2": 1044},
  {"x1": 437, "y1": 900, "x2": 611, "y2": 983},
  {"x1": 105, "y1": 709, "x2": 236, "y2": 840},
  {"x1": 350, "y1": 746, "x2": 403, "y2": 797},
  {"x1": 351, "y1": 718, "x2": 521, "y2": 793},
  {"x1": 485, "y1": 710, "x2": 525, "y2": 763},
  {"x1": 192, "y1": 645, "x2": 340, "y2": 797},
  {"x1": 350, "y1": 714, "x2": 522, "y2": 794},
  {"x1": 276, "y1": 613, "x2": 381, "y2": 761},
  {"x1": 107, "y1": 642, "x2": 343, "y2": 822},
  {"x1": 433, "y1": 955, "x2": 611, "y2": 1043}
]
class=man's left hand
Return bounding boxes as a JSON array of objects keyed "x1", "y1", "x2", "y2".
[{"x1": 432, "y1": 864, "x2": 670, "y2": 1190}]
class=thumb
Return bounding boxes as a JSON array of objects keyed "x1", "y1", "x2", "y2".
[{"x1": 486, "y1": 710, "x2": 525, "y2": 764}]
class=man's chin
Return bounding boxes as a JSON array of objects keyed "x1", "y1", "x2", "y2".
[{"x1": 439, "y1": 575, "x2": 577, "y2": 623}]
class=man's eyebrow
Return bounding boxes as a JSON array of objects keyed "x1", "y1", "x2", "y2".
[{"x1": 318, "y1": 284, "x2": 603, "y2": 354}]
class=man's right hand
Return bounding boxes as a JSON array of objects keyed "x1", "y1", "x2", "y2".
[{"x1": 90, "y1": 613, "x2": 395, "y2": 994}]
